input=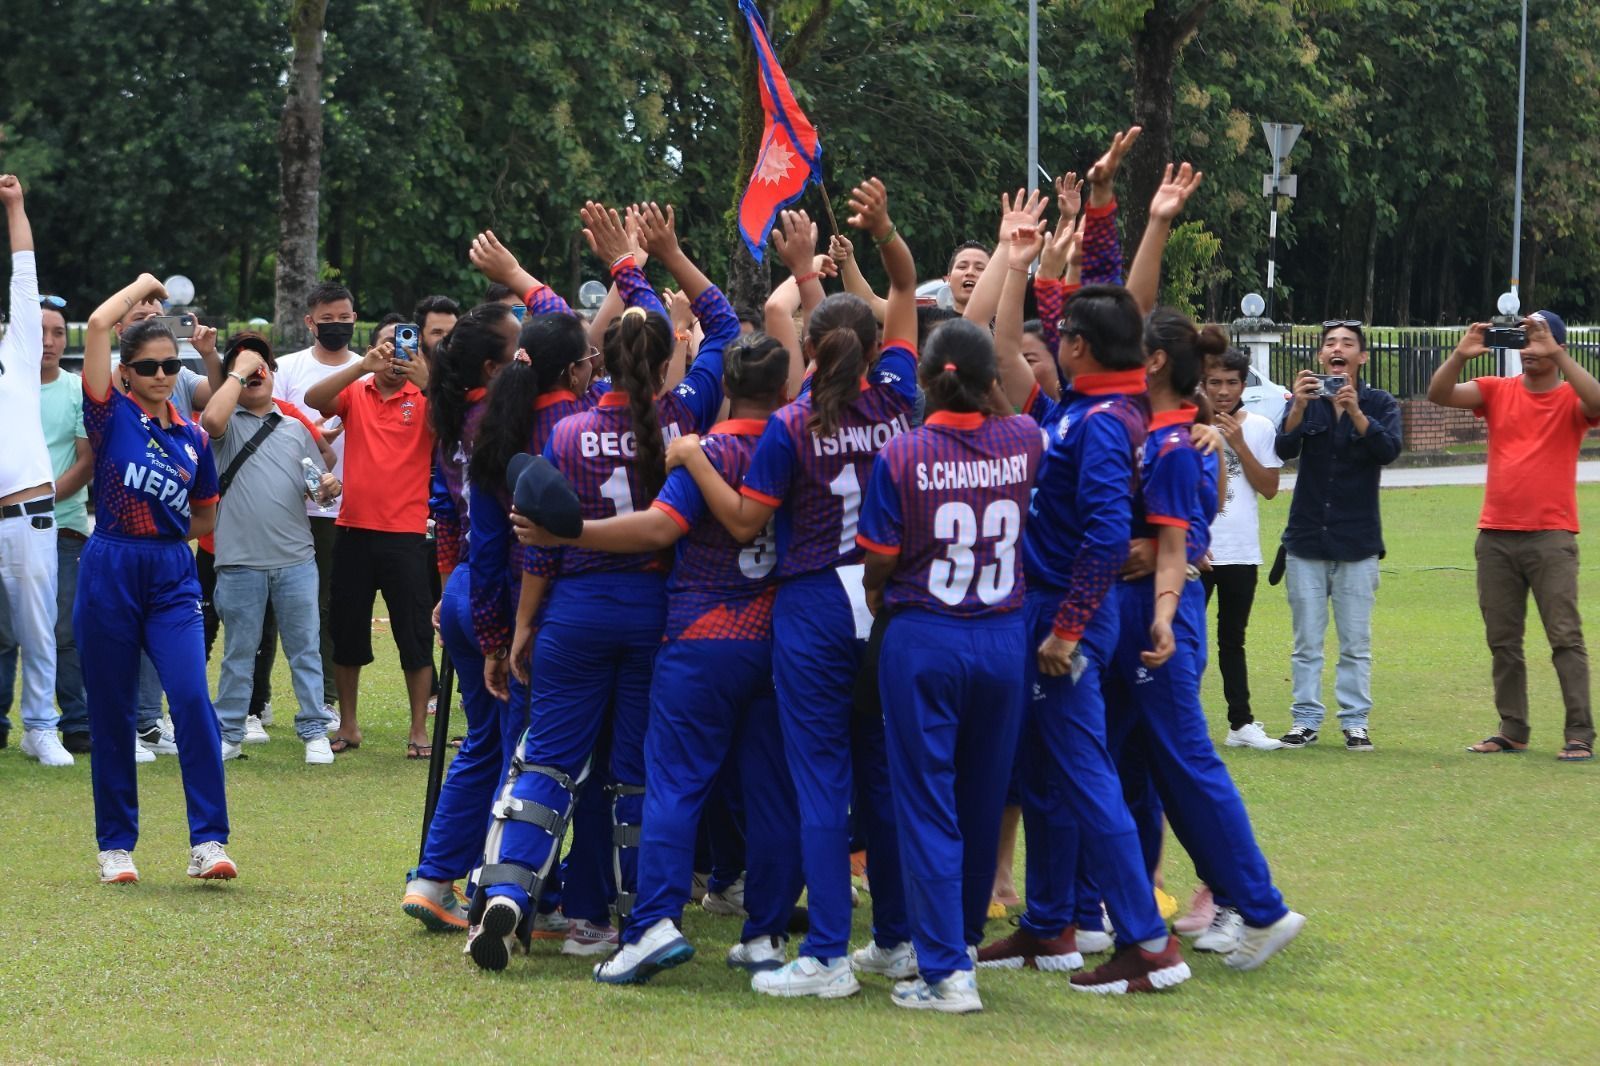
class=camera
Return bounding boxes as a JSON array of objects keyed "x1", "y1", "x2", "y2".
[
  {"x1": 1485, "y1": 314, "x2": 1527, "y2": 349},
  {"x1": 393, "y1": 322, "x2": 420, "y2": 362},
  {"x1": 1315, "y1": 373, "x2": 1346, "y2": 398}
]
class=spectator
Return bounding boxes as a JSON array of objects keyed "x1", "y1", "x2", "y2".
[
  {"x1": 1430, "y1": 314, "x2": 1599, "y2": 762},
  {"x1": 0, "y1": 173, "x2": 71, "y2": 766},
  {"x1": 303, "y1": 329, "x2": 434, "y2": 756},
  {"x1": 272, "y1": 282, "x2": 360, "y2": 719},
  {"x1": 1201, "y1": 348, "x2": 1285, "y2": 751},
  {"x1": 0, "y1": 293, "x2": 94, "y2": 754},
  {"x1": 943, "y1": 240, "x2": 989, "y2": 316},
  {"x1": 200, "y1": 332, "x2": 343, "y2": 764},
  {"x1": 414, "y1": 294, "x2": 460, "y2": 362},
  {"x1": 1274, "y1": 321, "x2": 1403, "y2": 751}
]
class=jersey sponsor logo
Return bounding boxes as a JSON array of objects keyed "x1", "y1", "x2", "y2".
[
  {"x1": 915, "y1": 454, "x2": 1031, "y2": 492},
  {"x1": 808, "y1": 414, "x2": 909, "y2": 457},
  {"x1": 122, "y1": 461, "x2": 194, "y2": 517},
  {"x1": 580, "y1": 423, "x2": 684, "y2": 458}
]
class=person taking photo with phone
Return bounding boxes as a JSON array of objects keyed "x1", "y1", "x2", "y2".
[{"x1": 1273, "y1": 322, "x2": 1402, "y2": 752}]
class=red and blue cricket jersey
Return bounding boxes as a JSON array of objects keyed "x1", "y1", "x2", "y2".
[
  {"x1": 1020, "y1": 368, "x2": 1150, "y2": 640},
  {"x1": 430, "y1": 388, "x2": 489, "y2": 572},
  {"x1": 84, "y1": 382, "x2": 219, "y2": 539},
  {"x1": 740, "y1": 342, "x2": 918, "y2": 578},
  {"x1": 1132, "y1": 405, "x2": 1221, "y2": 566},
  {"x1": 471, "y1": 389, "x2": 590, "y2": 654},
  {"x1": 1032, "y1": 201, "x2": 1121, "y2": 362},
  {"x1": 857, "y1": 411, "x2": 1043, "y2": 617},
  {"x1": 650, "y1": 419, "x2": 779, "y2": 640},
  {"x1": 521, "y1": 281, "x2": 576, "y2": 317}
]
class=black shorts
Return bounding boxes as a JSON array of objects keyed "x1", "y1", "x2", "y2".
[{"x1": 329, "y1": 527, "x2": 434, "y2": 672}]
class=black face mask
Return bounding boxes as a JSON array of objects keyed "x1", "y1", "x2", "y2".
[{"x1": 314, "y1": 322, "x2": 355, "y2": 352}]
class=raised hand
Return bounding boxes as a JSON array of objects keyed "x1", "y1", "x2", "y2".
[
  {"x1": 845, "y1": 177, "x2": 893, "y2": 239},
  {"x1": 1452, "y1": 322, "x2": 1490, "y2": 361},
  {"x1": 771, "y1": 208, "x2": 819, "y2": 275},
  {"x1": 1149, "y1": 162, "x2": 1204, "y2": 223},
  {"x1": 634, "y1": 201, "x2": 681, "y2": 261},
  {"x1": 580, "y1": 201, "x2": 634, "y2": 265},
  {"x1": 361, "y1": 339, "x2": 395, "y2": 375},
  {"x1": 623, "y1": 205, "x2": 651, "y2": 270},
  {"x1": 191, "y1": 322, "x2": 220, "y2": 360},
  {"x1": 0, "y1": 174, "x2": 23, "y2": 208},
  {"x1": 469, "y1": 230, "x2": 525, "y2": 287},
  {"x1": 1038, "y1": 215, "x2": 1084, "y2": 280},
  {"x1": 998, "y1": 188, "x2": 1048, "y2": 243},
  {"x1": 829, "y1": 233, "x2": 854, "y2": 266},
  {"x1": 1054, "y1": 171, "x2": 1082, "y2": 221},
  {"x1": 1008, "y1": 224, "x2": 1045, "y2": 271},
  {"x1": 665, "y1": 288, "x2": 693, "y2": 332},
  {"x1": 1088, "y1": 125, "x2": 1142, "y2": 205},
  {"x1": 812, "y1": 254, "x2": 840, "y2": 280},
  {"x1": 136, "y1": 273, "x2": 169, "y2": 303}
]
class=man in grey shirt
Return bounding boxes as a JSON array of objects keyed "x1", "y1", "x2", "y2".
[{"x1": 199, "y1": 333, "x2": 341, "y2": 764}]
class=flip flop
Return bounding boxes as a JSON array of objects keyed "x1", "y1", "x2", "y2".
[
  {"x1": 1466, "y1": 735, "x2": 1526, "y2": 754},
  {"x1": 328, "y1": 736, "x2": 360, "y2": 754},
  {"x1": 407, "y1": 742, "x2": 433, "y2": 760},
  {"x1": 1558, "y1": 741, "x2": 1593, "y2": 762}
]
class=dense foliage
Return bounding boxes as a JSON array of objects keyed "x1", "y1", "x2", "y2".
[{"x1": 2, "y1": 0, "x2": 1595, "y2": 325}]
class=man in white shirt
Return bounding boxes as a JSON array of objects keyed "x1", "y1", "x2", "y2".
[
  {"x1": 0, "y1": 174, "x2": 71, "y2": 766},
  {"x1": 273, "y1": 282, "x2": 360, "y2": 716},
  {"x1": 1202, "y1": 348, "x2": 1284, "y2": 751}
]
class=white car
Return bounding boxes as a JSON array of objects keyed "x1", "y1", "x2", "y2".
[{"x1": 1239, "y1": 365, "x2": 1290, "y2": 427}]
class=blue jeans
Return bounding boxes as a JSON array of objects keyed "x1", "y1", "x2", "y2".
[
  {"x1": 0, "y1": 533, "x2": 87, "y2": 736},
  {"x1": 212, "y1": 560, "x2": 327, "y2": 743},
  {"x1": 1285, "y1": 553, "x2": 1380, "y2": 730}
]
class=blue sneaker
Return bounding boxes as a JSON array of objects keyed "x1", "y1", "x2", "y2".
[{"x1": 594, "y1": 919, "x2": 695, "y2": 985}]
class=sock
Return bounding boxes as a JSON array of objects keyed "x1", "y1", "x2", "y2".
[{"x1": 1139, "y1": 936, "x2": 1169, "y2": 953}]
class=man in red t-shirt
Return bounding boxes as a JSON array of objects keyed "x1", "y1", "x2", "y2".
[
  {"x1": 1428, "y1": 312, "x2": 1600, "y2": 761},
  {"x1": 304, "y1": 335, "x2": 435, "y2": 756}
]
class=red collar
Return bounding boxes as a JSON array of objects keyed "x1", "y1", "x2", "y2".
[
  {"x1": 710, "y1": 418, "x2": 767, "y2": 436},
  {"x1": 1073, "y1": 368, "x2": 1147, "y2": 396},
  {"x1": 466, "y1": 387, "x2": 489, "y2": 404},
  {"x1": 166, "y1": 400, "x2": 188, "y2": 426},
  {"x1": 925, "y1": 410, "x2": 985, "y2": 430},
  {"x1": 598, "y1": 391, "x2": 632, "y2": 408},
  {"x1": 535, "y1": 389, "x2": 578, "y2": 410},
  {"x1": 1148, "y1": 404, "x2": 1198, "y2": 431},
  {"x1": 364, "y1": 377, "x2": 422, "y2": 401}
]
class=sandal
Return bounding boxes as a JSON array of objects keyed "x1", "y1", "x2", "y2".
[
  {"x1": 1558, "y1": 741, "x2": 1593, "y2": 762},
  {"x1": 1466, "y1": 735, "x2": 1526, "y2": 754},
  {"x1": 328, "y1": 736, "x2": 360, "y2": 754},
  {"x1": 407, "y1": 742, "x2": 433, "y2": 760}
]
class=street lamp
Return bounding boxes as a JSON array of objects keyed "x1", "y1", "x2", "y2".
[
  {"x1": 1510, "y1": 0, "x2": 1528, "y2": 300},
  {"x1": 1260, "y1": 122, "x2": 1302, "y2": 321}
]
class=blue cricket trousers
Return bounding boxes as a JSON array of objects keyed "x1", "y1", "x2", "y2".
[
  {"x1": 880, "y1": 609, "x2": 1023, "y2": 985},
  {"x1": 771, "y1": 571, "x2": 908, "y2": 960},
  {"x1": 626, "y1": 637, "x2": 802, "y2": 944},
  {"x1": 76, "y1": 532, "x2": 228, "y2": 851},
  {"x1": 483, "y1": 573, "x2": 663, "y2": 912},
  {"x1": 417, "y1": 567, "x2": 529, "y2": 882},
  {"x1": 1107, "y1": 579, "x2": 1288, "y2": 930},
  {"x1": 1017, "y1": 585, "x2": 1166, "y2": 947}
]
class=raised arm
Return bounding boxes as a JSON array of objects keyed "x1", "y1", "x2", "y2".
[
  {"x1": 304, "y1": 341, "x2": 390, "y2": 416},
  {"x1": 1126, "y1": 162, "x2": 1203, "y2": 317},
  {"x1": 996, "y1": 225, "x2": 1044, "y2": 410},
  {"x1": 847, "y1": 177, "x2": 917, "y2": 346},
  {"x1": 1428, "y1": 324, "x2": 1489, "y2": 410},
  {"x1": 85, "y1": 274, "x2": 167, "y2": 401},
  {"x1": 772, "y1": 209, "x2": 829, "y2": 330},
  {"x1": 965, "y1": 188, "x2": 1047, "y2": 328},
  {"x1": 1535, "y1": 317, "x2": 1600, "y2": 417},
  {"x1": 582, "y1": 201, "x2": 668, "y2": 319},
  {"x1": 200, "y1": 347, "x2": 268, "y2": 439},
  {"x1": 0, "y1": 175, "x2": 34, "y2": 254},
  {"x1": 831, "y1": 235, "x2": 887, "y2": 323},
  {"x1": 469, "y1": 229, "x2": 570, "y2": 313}
]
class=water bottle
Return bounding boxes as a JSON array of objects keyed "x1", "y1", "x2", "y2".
[{"x1": 301, "y1": 458, "x2": 330, "y2": 512}]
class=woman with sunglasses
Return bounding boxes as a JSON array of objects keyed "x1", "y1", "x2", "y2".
[{"x1": 78, "y1": 272, "x2": 235, "y2": 886}]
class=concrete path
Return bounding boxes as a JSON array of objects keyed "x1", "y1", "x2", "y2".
[{"x1": 1283, "y1": 460, "x2": 1600, "y2": 491}]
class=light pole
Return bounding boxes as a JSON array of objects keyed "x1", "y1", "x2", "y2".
[
  {"x1": 1027, "y1": 0, "x2": 1039, "y2": 194},
  {"x1": 1260, "y1": 122, "x2": 1302, "y2": 322},
  {"x1": 1510, "y1": 0, "x2": 1528, "y2": 299}
]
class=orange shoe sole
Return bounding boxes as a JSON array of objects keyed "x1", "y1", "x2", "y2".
[
  {"x1": 192, "y1": 861, "x2": 237, "y2": 880},
  {"x1": 101, "y1": 872, "x2": 139, "y2": 885},
  {"x1": 402, "y1": 893, "x2": 469, "y2": 930}
]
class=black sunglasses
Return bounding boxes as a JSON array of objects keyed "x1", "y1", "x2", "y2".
[
  {"x1": 1321, "y1": 319, "x2": 1363, "y2": 330},
  {"x1": 126, "y1": 358, "x2": 185, "y2": 378}
]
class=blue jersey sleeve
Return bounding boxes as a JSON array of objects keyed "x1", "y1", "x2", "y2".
[
  {"x1": 673, "y1": 285, "x2": 737, "y2": 432},
  {"x1": 741, "y1": 413, "x2": 799, "y2": 507},
  {"x1": 468, "y1": 486, "x2": 513, "y2": 653},
  {"x1": 613, "y1": 261, "x2": 669, "y2": 319},
  {"x1": 520, "y1": 434, "x2": 565, "y2": 576},
  {"x1": 856, "y1": 453, "x2": 903, "y2": 553},
  {"x1": 192, "y1": 433, "x2": 220, "y2": 506},
  {"x1": 1053, "y1": 411, "x2": 1136, "y2": 640},
  {"x1": 871, "y1": 342, "x2": 919, "y2": 405},
  {"x1": 1143, "y1": 439, "x2": 1201, "y2": 530},
  {"x1": 652, "y1": 466, "x2": 706, "y2": 532}
]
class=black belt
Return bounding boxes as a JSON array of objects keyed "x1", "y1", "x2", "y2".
[{"x1": 0, "y1": 498, "x2": 53, "y2": 519}]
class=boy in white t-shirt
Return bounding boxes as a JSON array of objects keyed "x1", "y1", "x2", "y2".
[{"x1": 1202, "y1": 349, "x2": 1284, "y2": 751}]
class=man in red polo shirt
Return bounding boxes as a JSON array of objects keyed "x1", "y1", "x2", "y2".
[
  {"x1": 1428, "y1": 311, "x2": 1600, "y2": 762},
  {"x1": 304, "y1": 337, "x2": 434, "y2": 756}
]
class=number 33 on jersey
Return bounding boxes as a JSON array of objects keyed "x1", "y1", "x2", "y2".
[{"x1": 857, "y1": 411, "x2": 1043, "y2": 615}]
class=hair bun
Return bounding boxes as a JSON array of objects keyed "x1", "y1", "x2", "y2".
[{"x1": 1197, "y1": 324, "x2": 1230, "y2": 357}]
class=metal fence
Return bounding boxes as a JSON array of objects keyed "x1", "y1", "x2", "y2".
[{"x1": 1242, "y1": 326, "x2": 1600, "y2": 399}]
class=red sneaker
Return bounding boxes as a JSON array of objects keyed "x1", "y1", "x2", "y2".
[
  {"x1": 975, "y1": 925, "x2": 1083, "y2": 972},
  {"x1": 1069, "y1": 935, "x2": 1190, "y2": 994}
]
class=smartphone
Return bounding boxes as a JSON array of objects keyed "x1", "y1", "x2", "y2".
[
  {"x1": 1485, "y1": 325, "x2": 1528, "y2": 349},
  {"x1": 393, "y1": 322, "x2": 420, "y2": 362},
  {"x1": 154, "y1": 313, "x2": 197, "y2": 339}
]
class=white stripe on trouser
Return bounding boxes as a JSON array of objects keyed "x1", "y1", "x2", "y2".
[{"x1": 0, "y1": 508, "x2": 59, "y2": 731}]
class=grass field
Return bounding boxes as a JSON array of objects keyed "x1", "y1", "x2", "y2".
[{"x1": 4, "y1": 484, "x2": 1598, "y2": 1064}]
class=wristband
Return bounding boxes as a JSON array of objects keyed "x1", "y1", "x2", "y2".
[
  {"x1": 872, "y1": 225, "x2": 898, "y2": 248},
  {"x1": 609, "y1": 254, "x2": 636, "y2": 275},
  {"x1": 794, "y1": 271, "x2": 822, "y2": 286},
  {"x1": 674, "y1": 329, "x2": 691, "y2": 342}
]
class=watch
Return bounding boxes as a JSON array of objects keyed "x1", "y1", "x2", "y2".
[
  {"x1": 229, "y1": 372, "x2": 249, "y2": 387},
  {"x1": 488, "y1": 647, "x2": 510, "y2": 661}
]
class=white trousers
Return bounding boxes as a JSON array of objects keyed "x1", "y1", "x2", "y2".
[{"x1": 0, "y1": 503, "x2": 59, "y2": 731}]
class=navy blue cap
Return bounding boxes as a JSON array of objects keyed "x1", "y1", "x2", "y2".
[
  {"x1": 1532, "y1": 310, "x2": 1566, "y2": 346},
  {"x1": 507, "y1": 453, "x2": 583, "y2": 540}
]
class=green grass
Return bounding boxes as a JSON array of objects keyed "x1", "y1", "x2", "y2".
[{"x1": 5, "y1": 485, "x2": 1599, "y2": 1064}]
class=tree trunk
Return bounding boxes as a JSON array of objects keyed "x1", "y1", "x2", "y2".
[
  {"x1": 1126, "y1": 1, "x2": 1215, "y2": 252},
  {"x1": 272, "y1": 0, "x2": 328, "y2": 351},
  {"x1": 237, "y1": 240, "x2": 255, "y2": 318},
  {"x1": 1362, "y1": 203, "x2": 1378, "y2": 325},
  {"x1": 1395, "y1": 218, "x2": 1415, "y2": 326}
]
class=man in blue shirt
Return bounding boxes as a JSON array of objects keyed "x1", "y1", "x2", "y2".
[{"x1": 1274, "y1": 322, "x2": 1403, "y2": 751}]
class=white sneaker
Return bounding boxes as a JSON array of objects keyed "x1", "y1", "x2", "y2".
[
  {"x1": 401, "y1": 877, "x2": 469, "y2": 931},
  {"x1": 751, "y1": 955, "x2": 861, "y2": 999},
  {"x1": 257, "y1": 702, "x2": 273, "y2": 727},
  {"x1": 727, "y1": 934, "x2": 787, "y2": 973},
  {"x1": 221, "y1": 740, "x2": 242, "y2": 761},
  {"x1": 891, "y1": 971, "x2": 983, "y2": 1014},
  {"x1": 1075, "y1": 928, "x2": 1115, "y2": 954},
  {"x1": 594, "y1": 918, "x2": 695, "y2": 985},
  {"x1": 187, "y1": 840, "x2": 238, "y2": 880},
  {"x1": 529, "y1": 910, "x2": 570, "y2": 940},
  {"x1": 1226, "y1": 722, "x2": 1284, "y2": 750},
  {"x1": 134, "y1": 741, "x2": 156, "y2": 764},
  {"x1": 850, "y1": 939, "x2": 918, "y2": 979},
  {"x1": 1223, "y1": 910, "x2": 1306, "y2": 971},
  {"x1": 98, "y1": 849, "x2": 139, "y2": 884},
  {"x1": 323, "y1": 703, "x2": 340, "y2": 732},
  {"x1": 468, "y1": 896, "x2": 523, "y2": 971},
  {"x1": 20, "y1": 728, "x2": 75, "y2": 767},
  {"x1": 561, "y1": 918, "x2": 620, "y2": 957},
  {"x1": 702, "y1": 876, "x2": 747, "y2": 917},
  {"x1": 1194, "y1": 906, "x2": 1244, "y2": 953},
  {"x1": 243, "y1": 715, "x2": 269, "y2": 744},
  {"x1": 138, "y1": 721, "x2": 178, "y2": 755},
  {"x1": 304, "y1": 735, "x2": 334, "y2": 765}
]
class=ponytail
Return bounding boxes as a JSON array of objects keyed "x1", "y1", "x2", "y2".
[
  {"x1": 804, "y1": 293, "x2": 877, "y2": 437},
  {"x1": 428, "y1": 302, "x2": 517, "y2": 458},
  {"x1": 603, "y1": 307, "x2": 673, "y2": 497},
  {"x1": 469, "y1": 361, "x2": 543, "y2": 493},
  {"x1": 1144, "y1": 307, "x2": 1228, "y2": 397}
]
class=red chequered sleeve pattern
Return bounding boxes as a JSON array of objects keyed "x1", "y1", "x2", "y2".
[
  {"x1": 612, "y1": 260, "x2": 670, "y2": 320},
  {"x1": 524, "y1": 284, "x2": 574, "y2": 317},
  {"x1": 1034, "y1": 276, "x2": 1065, "y2": 360},
  {"x1": 1052, "y1": 399, "x2": 1146, "y2": 640},
  {"x1": 1081, "y1": 199, "x2": 1123, "y2": 286}
]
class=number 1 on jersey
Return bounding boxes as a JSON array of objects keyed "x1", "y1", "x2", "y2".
[
  {"x1": 828, "y1": 464, "x2": 862, "y2": 557},
  {"x1": 600, "y1": 466, "x2": 634, "y2": 516}
]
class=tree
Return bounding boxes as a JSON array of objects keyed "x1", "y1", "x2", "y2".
[{"x1": 274, "y1": 0, "x2": 329, "y2": 349}]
